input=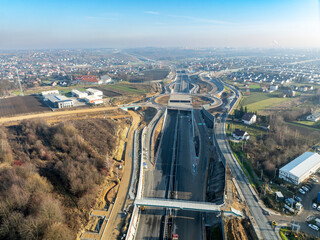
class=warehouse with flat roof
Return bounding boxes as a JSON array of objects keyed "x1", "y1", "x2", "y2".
[
  {"x1": 44, "y1": 94, "x2": 74, "y2": 109},
  {"x1": 86, "y1": 88, "x2": 103, "y2": 97},
  {"x1": 72, "y1": 89, "x2": 88, "y2": 98},
  {"x1": 279, "y1": 152, "x2": 320, "y2": 185}
]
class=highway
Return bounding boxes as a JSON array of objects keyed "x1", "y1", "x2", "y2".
[
  {"x1": 135, "y1": 109, "x2": 178, "y2": 239},
  {"x1": 174, "y1": 73, "x2": 190, "y2": 93},
  {"x1": 135, "y1": 72, "x2": 210, "y2": 240},
  {"x1": 134, "y1": 70, "x2": 277, "y2": 240}
]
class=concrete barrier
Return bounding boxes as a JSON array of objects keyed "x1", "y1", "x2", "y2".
[{"x1": 125, "y1": 205, "x2": 139, "y2": 240}]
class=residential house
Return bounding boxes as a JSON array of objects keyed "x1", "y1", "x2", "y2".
[
  {"x1": 231, "y1": 129, "x2": 250, "y2": 141},
  {"x1": 306, "y1": 111, "x2": 320, "y2": 122},
  {"x1": 242, "y1": 113, "x2": 257, "y2": 125},
  {"x1": 77, "y1": 75, "x2": 102, "y2": 85},
  {"x1": 284, "y1": 90, "x2": 296, "y2": 97}
]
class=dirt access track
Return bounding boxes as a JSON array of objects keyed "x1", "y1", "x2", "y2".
[
  {"x1": 100, "y1": 110, "x2": 141, "y2": 240},
  {"x1": 0, "y1": 106, "x2": 120, "y2": 126}
]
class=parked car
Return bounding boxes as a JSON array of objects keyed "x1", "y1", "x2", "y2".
[
  {"x1": 312, "y1": 177, "x2": 319, "y2": 183},
  {"x1": 299, "y1": 188, "x2": 306, "y2": 194},
  {"x1": 309, "y1": 224, "x2": 319, "y2": 231},
  {"x1": 317, "y1": 205, "x2": 320, "y2": 211},
  {"x1": 313, "y1": 203, "x2": 318, "y2": 209},
  {"x1": 295, "y1": 196, "x2": 302, "y2": 202},
  {"x1": 306, "y1": 183, "x2": 313, "y2": 188},
  {"x1": 302, "y1": 186, "x2": 309, "y2": 192}
]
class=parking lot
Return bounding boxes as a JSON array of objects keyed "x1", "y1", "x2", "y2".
[{"x1": 268, "y1": 174, "x2": 320, "y2": 237}]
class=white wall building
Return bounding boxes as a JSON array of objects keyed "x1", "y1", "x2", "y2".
[
  {"x1": 306, "y1": 111, "x2": 320, "y2": 122},
  {"x1": 242, "y1": 113, "x2": 257, "y2": 125},
  {"x1": 279, "y1": 152, "x2": 320, "y2": 185},
  {"x1": 72, "y1": 89, "x2": 88, "y2": 98},
  {"x1": 84, "y1": 95, "x2": 103, "y2": 105},
  {"x1": 44, "y1": 94, "x2": 74, "y2": 108},
  {"x1": 100, "y1": 75, "x2": 114, "y2": 84},
  {"x1": 86, "y1": 88, "x2": 103, "y2": 97},
  {"x1": 41, "y1": 90, "x2": 59, "y2": 96},
  {"x1": 270, "y1": 85, "x2": 279, "y2": 91}
]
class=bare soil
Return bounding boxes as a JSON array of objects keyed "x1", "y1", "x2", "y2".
[
  {"x1": 225, "y1": 218, "x2": 249, "y2": 240},
  {"x1": 155, "y1": 95, "x2": 169, "y2": 105},
  {"x1": 192, "y1": 96, "x2": 211, "y2": 107},
  {"x1": 0, "y1": 95, "x2": 50, "y2": 117}
]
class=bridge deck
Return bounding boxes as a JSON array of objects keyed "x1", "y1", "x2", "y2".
[{"x1": 135, "y1": 198, "x2": 222, "y2": 212}]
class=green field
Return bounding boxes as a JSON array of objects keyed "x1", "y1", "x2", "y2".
[
  {"x1": 249, "y1": 84, "x2": 260, "y2": 89},
  {"x1": 240, "y1": 92, "x2": 292, "y2": 112},
  {"x1": 106, "y1": 84, "x2": 147, "y2": 94},
  {"x1": 240, "y1": 92, "x2": 270, "y2": 106},
  {"x1": 289, "y1": 121, "x2": 320, "y2": 132},
  {"x1": 294, "y1": 120, "x2": 315, "y2": 126},
  {"x1": 245, "y1": 98, "x2": 290, "y2": 111}
]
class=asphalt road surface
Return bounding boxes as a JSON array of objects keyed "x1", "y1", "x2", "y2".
[
  {"x1": 144, "y1": 109, "x2": 178, "y2": 199},
  {"x1": 170, "y1": 109, "x2": 209, "y2": 240},
  {"x1": 136, "y1": 109, "x2": 209, "y2": 239},
  {"x1": 216, "y1": 112, "x2": 278, "y2": 240},
  {"x1": 136, "y1": 110, "x2": 178, "y2": 239},
  {"x1": 136, "y1": 72, "x2": 210, "y2": 240},
  {"x1": 174, "y1": 74, "x2": 190, "y2": 93}
]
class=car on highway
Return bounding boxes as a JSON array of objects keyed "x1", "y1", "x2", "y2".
[
  {"x1": 299, "y1": 188, "x2": 306, "y2": 194},
  {"x1": 313, "y1": 203, "x2": 318, "y2": 209},
  {"x1": 143, "y1": 162, "x2": 148, "y2": 169},
  {"x1": 308, "y1": 224, "x2": 319, "y2": 231},
  {"x1": 172, "y1": 234, "x2": 179, "y2": 240}
]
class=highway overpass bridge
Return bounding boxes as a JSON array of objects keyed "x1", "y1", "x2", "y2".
[
  {"x1": 135, "y1": 198, "x2": 222, "y2": 212},
  {"x1": 135, "y1": 198, "x2": 242, "y2": 217},
  {"x1": 120, "y1": 105, "x2": 141, "y2": 111}
]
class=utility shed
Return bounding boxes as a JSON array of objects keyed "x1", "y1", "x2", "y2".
[
  {"x1": 279, "y1": 152, "x2": 320, "y2": 185},
  {"x1": 275, "y1": 191, "x2": 284, "y2": 201}
]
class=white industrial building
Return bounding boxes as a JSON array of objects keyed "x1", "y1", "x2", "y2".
[
  {"x1": 100, "y1": 75, "x2": 114, "y2": 84},
  {"x1": 84, "y1": 95, "x2": 103, "y2": 105},
  {"x1": 41, "y1": 90, "x2": 59, "y2": 96},
  {"x1": 72, "y1": 89, "x2": 88, "y2": 98},
  {"x1": 279, "y1": 152, "x2": 320, "y2": 185},
  {"x1": 86, "y1": 88, "x2": 103, "y2": 97},
  {"x1": 44, "y1": 94, "x2": 74, "y2": 108}
]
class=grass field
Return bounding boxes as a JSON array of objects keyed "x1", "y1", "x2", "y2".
[
  {"x1": 294, "y1": 120, "x2": 315, "y2": 126},
  {"x1": 288, "y1": 121, "x2": 320, "y2": 132},
  {"x1": 240, "y1": 92, "x2": 292, "y2": 112},
  {"x1": 249, "y1": 84, "x2": 260, "y2": 89},
  {"x1": 245, "y1": 98, "x2": 290, "y2": 111},
  {"x1": 106, "y1": 84, "x2": 147, "y2": 94}
]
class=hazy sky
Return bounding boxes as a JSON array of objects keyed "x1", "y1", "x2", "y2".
[{"x1": 0, "y1": 0, "x2": 319, "y2": 49}]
